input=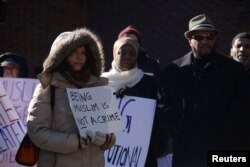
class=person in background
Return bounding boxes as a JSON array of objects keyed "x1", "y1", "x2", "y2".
[
  {"x1": 0, "y1": 52, "x2": 29, "y2": 78},
  {"x1": 27, "y1": 28, "x2": 116, "y2": 167},
  {"x1": 230, "y1": 32, "x2": 250, "y2": 75},
  {"x1": 102, "y1": 36, "x2": 165, "y2": 167},
  {"x1": 161, "y1": 14, "x2": 250, "y2": 167},
  {"x1": 118, "y1": 25, "x2": 161, "y2": 77}
]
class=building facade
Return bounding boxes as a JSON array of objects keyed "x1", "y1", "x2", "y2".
[{"x1": 1, "y1": 0, "x2": 250, "y2": 77}]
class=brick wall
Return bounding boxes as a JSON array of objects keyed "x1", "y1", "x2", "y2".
[
  {"x1": 0, "y1": 0, "x2": 90, "y2": 77},
  {"x1": 90, "y1": 0, "x2": 250, "y2": 70},
  {"x1": 0, "y1": 0, "x2": 250, "y2": 77}
]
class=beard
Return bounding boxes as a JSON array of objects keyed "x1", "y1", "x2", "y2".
[
  {"x1": 235, "y1": 53, "x2": 249, "y2": 66},
  {"x1": 192, "y1": 45, "x2": 214, "y2": 60}
]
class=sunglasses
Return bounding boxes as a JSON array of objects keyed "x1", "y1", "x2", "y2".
[{"x1": 191, "y1": 34, "x2": 216, "y2": 41}]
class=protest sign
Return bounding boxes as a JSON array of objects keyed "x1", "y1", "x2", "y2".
[
  {"x1": 0, "y1": 78, "x2": 158, "y2": 167},
  {"x1": 157, "y1": 153, "x2": 173, "y2": 167},
  {"x1": 105, "y1": 96, "x2": 156, "y2": 167},
  {"x1": 1, "y1": 78, "x2": 39, "y2": 126},
  {"x1": 0, "y1": 80, "x2": 26, "y2": 154},
  {"x1": 0, "y1": 78, "x2": 39, "y2": 167},
  {"x1": 67, "y1": 86, "x2": 124, "y2": 137}
]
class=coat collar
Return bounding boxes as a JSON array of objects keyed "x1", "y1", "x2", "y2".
[
  {"x1": 179, "y1": 51, "x2": 193, "y2": 67},
  {"x1": 174, "y1": 51, "x2": 223, "y2": 68}
]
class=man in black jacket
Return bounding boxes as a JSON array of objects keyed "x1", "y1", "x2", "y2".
[{"x1": 161, "y1": 14, "x2": 250, "y2": 167}]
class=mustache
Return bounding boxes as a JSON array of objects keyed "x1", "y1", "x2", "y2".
[{"x1": 199, "y1": 44, "x2": 213, "y2": 49}]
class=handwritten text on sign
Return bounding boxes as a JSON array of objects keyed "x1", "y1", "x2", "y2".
[
  {"x1": 67, "y1": 86, "x2": 124, "y2": 137},
  {"x1": 105, "y1": 96, "x2": 156, "y2": 167},
  {"x1": 0, "y1": 78, "x2": 38, "y2": 167},
  {"x1": 0, "y1": 80, "x2": 26, "y2": 154},
  {"x1": 1, "y1": 78, "x2": 39, "y2": 126}
]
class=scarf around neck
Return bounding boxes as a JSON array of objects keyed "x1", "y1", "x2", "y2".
[
  {"x1": 102, "y1": 63, "x2": 144, "y2": 91},
  {"x1": 61, "y1": 70, "x2": 91, "y2": 88}
]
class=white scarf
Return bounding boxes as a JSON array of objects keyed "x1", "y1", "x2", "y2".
[{"x1": 102, "y1": 62, "x2": 144, "y2": 91}]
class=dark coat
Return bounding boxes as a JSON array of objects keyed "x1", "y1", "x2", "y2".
[
  {"x1": 161, "y1": 51, "x2": 250, "y2": 167},
  {"x1": 245, "y1": 68, "x2": 250, "y2": 77},
  {"x1": 122, "y1": 74, "x2": 165, "y2": 167},
  {"x1": 137, "y1": 48, "x2": 162, "y2": 77},
  {"x1": 123, "y1": 74, "x2": 158, "y2": 99}
]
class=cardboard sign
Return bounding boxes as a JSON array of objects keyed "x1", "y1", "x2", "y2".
[
  {"x1": 67, "y1": 86, "x2": 124, "y2": 137},
  {"x1": 0, "y1": 78, "x2": 161, "y2": 167},
  {"x1": 105, "y1": 96, "x2": 156, "y2": 167},
  {"x1": 0, "y1": 78, "x2": 39, "y2": 167},
  {"x1": 0, "y1": 80, "x2": 26, "y2": 154},
  {"x1": 1, "y1": 78, "x2": 39, "y2": 126}
]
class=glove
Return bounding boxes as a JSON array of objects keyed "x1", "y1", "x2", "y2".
[
  {"x1": 92, "y1": 131, "x2": 109, "y2": 147},
  {"x1": 113, "y1": 86, "x2": 129, "y2": 98},
  {"x1": 78, "y1": 130, "x2": 95, "y2": 149},
  {"x1": 86, "y1": 130, "x2": 95, "y2": 143}
]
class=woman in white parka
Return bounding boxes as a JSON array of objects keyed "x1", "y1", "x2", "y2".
[{"x1": 27, "y1": 28, "x2": 115, "y2": 167}]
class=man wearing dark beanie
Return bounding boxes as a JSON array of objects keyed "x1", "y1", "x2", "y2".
[
  {"x1": 230, "y1": 32, "x2": 250, "y2": 75},
  {"x1": 118, "y1": 25, "x2": 161, "y2": 77}
]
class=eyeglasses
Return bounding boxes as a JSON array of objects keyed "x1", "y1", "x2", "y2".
[{"x1": 191, "y1": 34, "x2": 216, "y2": 41}]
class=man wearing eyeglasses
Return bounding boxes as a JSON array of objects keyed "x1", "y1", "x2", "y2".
[{"x1": 160, "y1": 14, "x2": 250, "y2": 167}]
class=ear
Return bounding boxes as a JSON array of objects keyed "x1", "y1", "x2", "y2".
[
  {"x1": 187, "y1": 38, "x2": 192, "y2": 46},
  {"x1": 230, "y1": 48, "x2": 234, "y2": 58}
]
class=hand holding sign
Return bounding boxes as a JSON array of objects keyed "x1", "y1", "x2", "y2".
[
  {"x1": 93, "y1": 131, "x2": 109, "y2": 146},
  {"x1": 66, "y1": 86, "x2": 124, "y2": 138}
]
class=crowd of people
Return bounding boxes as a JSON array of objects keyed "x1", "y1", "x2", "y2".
[{"x1": 1, "y1": 13, "x2": 250, "y2": 167}]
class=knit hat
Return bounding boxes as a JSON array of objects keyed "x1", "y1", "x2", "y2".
[
  {"x1": 0, "y1": 52, "x2": 29, "y2": 77},
  {"x1": 232, "y1": 32, "x2": 250, "y2": 45},
  {"x1": 118, "y1": 25, "x2": 142, "y2": 46},
  {"x1": 185, "y1": 14, "x2": 218, "y2": 38},
  {"x1": 113, "y1": 37, "x2": 139, "y2": 59},
  {"x1": 1, "y1": 58, "x2": 19, "y2": 68}
]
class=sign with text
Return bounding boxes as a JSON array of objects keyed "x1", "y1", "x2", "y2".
[
  {"x1": 105, "y1": 96, "x2": 156, "y2": 167},
  {"x1": 0, "y1": 77, "x2": 39, "y2": 167},
  {"x1": 67, "y1": 86, "x2": 124, "y2": 137},
  {"x1": 1, "y1": 78, "x2": 39, "y2": 126},
  {"x1": 0, "y1": 80, "x2": 26, "y2": 154},
  {"x1": 0, "y1": 78, "x2": 157, "y2": 167}
]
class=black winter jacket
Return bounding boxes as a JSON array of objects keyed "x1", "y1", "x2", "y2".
[{"x1": 161, "y1": 51, "x2": 250, "y2": 167}]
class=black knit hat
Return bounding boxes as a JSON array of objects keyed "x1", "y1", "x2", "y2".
[{"x1": 0, "y1": 52, "x2": 29, "y2": 77}]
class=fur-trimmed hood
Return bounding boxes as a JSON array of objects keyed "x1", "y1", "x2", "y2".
[{"x1": 39, "y1": 28, "x2": 105, "y2": 86}]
